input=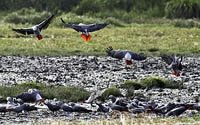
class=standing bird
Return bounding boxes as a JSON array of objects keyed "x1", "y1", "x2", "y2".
[
  {"x1": 161, "y1": 55, "x2": 183, "y2": 76},
  {"x1": 12, "y1": 15, "x2": 54, "y2": 40},
  {"x1": 44, "y1": 100, "x2": 62, "y2": 114},
  {"x1": 106, "y1": 46, "x2": 146, "y2": 65},
  {"x1": 61, "y1": 18, "x2": 108, "y2": 42}
]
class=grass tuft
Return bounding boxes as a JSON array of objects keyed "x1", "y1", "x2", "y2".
[
  {"x1": 0, "y1": 82, "x2": 90, "y2": 102},
  {"x1": 101, "y1": 87, "x2": 122, "y2": 100}
]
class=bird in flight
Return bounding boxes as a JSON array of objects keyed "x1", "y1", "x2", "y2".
[
  {"x1": 161, "y1": 55, "x2": 183, "y2": 77},
  {"x1": 61, "y1": 18, "x2": 108, "y2": 42},
  {"x1": 12, "y1": 15, "x2": 54, "y2": 40},
  {"x1": 106, "y1": 46, "x2": 146, "y2": 65}
]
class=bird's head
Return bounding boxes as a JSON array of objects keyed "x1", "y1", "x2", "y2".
[
  {"x1": 6, "y1": 97, "x2": 13, "y2": 102},
  {"x1": 106, "y1": 46, "x2": 113, "y2": 54}
]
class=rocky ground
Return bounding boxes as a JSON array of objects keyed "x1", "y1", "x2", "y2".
[{"x1": 0, "y1": 56, "x2": 200, "y2": 124}]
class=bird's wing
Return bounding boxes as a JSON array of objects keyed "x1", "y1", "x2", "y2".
[
  {"x1": 161, "y1": 55, "x2": 174, "y2": 65},
  {"x1": 38, "y1": 15, "x2": 54, "y2": 31},
  {"x1": 68, "y1": 24, "x2": 85, "y2": 32},
  {"x1": 60, "y1": 18, "x2": 84, "y2": 32},
  {"x1": 87, "y1": 23, "x2": 108, "y2": 32},
  {"x1": 112, "y1": 51, "x2": 126, "y2": 60},
  {"x1": 129, "y1": 52, "x2": 146, "y2": 61},
  {"x1": 12, "y1": 28, "x2": 34, "y2": 35}
]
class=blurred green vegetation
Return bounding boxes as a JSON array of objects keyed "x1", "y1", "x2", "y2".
[
  {"x1": 0, "y1": 0, "x2": 200, "y2": 23},
  {"x1": 0, "y1": 82, "x2": 90, "y2": 102}
]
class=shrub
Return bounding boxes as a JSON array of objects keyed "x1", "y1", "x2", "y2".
[
  {"x1": 4, "y1": 8, "x2": 51, "y2": 24},
  {"x1": 121, "y1": 80, "x2": 143, "y2": 90},
  {"x1": 141, "y1": 77, "x2": 166, "y2": 88},
  {"x1": 101, "y1": 87, "x2": 122, "y2": 100},
  {"x1": 73, "y1": 0, "x2": 102, "y2": 15},
  {"x1": 174, "y1": 19, "x2": 200, "y2": 28},
  {"x1": 140, "y1": 76, "x2": 184, "y2": 89},
  {"x1": 165, "y1": 0, "x2": 200, "y2": 19},
  {"x1": 0, "y1": 82, "x2": 90, "y2": 102}
]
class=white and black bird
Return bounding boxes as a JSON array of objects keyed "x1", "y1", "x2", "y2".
[
  {"x1": 161, "y1": 55, "x2": 183, "y2": 76},
  {"x1": 6, "y1": 97, "x2": 18, "y2": 110},
  {"x1": 12, "y1": 15, "x2": 54, "y2": 40},
  {"x1": 106, "y1": 46, "x2": 146, "y2": 65},
  {"x1": 16, "y1": 89, "x2": 44, "y2": 104},
  {"x1": 61, "y1": 18, "x2": 108, "y2": 42}
]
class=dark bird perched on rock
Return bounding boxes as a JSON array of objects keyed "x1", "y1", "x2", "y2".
[
  {"x1": 95, "y1": 102, "x2": 110, "y2": 113},
  {"x1": 61, "y1": 104, "x2": 73, "y2": 112},
  {"x1": 106, "y1": 46, "x2": 146, "y2": 65},
  {"x1": 131, "y1": 107, "x2": 145, "y2": 114},
  {"x1": 12, "y1": 15, "x2": 54, "y2": 40},
  {"x1": 108, "y1": 102, "x2": 129, "y2": 112},
  {"x1": 16, "y1": 89, "x2": 44, "y2": 104},
  {"x1": 44, "y1": 100, "x2": 62, "y2": 114},
  {"x1": 61, "y1": 18, "x2": 108, "y2": 42},
  {"x1": 161, "y1": 55, "x2": 183, "y2": 76},
  {"x1": 165, "y1": 106, "x2": 188, "y2": 117},
  {"x1": 109, "y1": 104, "x2": 129, "y2": 112},
  {"x1": 11, "y1": 104, "x2": 27, "y2": 114},
  {"x1": 0, "y1": 106, "x2": 7, "y2": 114},
  {"x1": 23, "y1": 104, "x2": 38, "y2": 112},
  {"x1": 70, "y1": 103, "x2": 92, "y2": 113}
]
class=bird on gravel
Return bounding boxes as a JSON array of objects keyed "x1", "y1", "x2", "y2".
[
  {"x1": 108, "y1": 102, "x2": 129, "y2": 112},
  {"x1": 11, "y1": 104, "x2": 27, "y2": 115},
  {"x1": 44, "y1": 100, "x2": 63, "y2": 114},
  {"x1": 61, "y1": 104, "x2": 73, "y2": 112},
  {"x1": 61, "y1": 18, "x2": 108, "y2": 42},
  {"x1": 12, "y1": 15, "x2": 54, "y2": 40},
  {"x1": 23, "y1": 104, "x2": 38, "y2": 112},
  {"x1": 161, "y1": 55, "x2": 183, "y2": 77},
  {"x1": 106, "y1": 46, "x2": 146, "y2": 65},
  {"x1": 70, "y1": 103, "x2": 92, "y2": 113},
  {"x1": 16, "y1": 89, "x2": 44, "y2": 105},
  {"x1": 165, "y1": 105, "x2": 188, "y2": 117},
  {"x1": 95, "y1": 102, "x2": 110, "y2": 113},
  {"x1": 6, "y1": 97, "x2": 19, "y2": 111},
  {"x1": 0, "y1": 106, "x2": 8, "y2": 114}
]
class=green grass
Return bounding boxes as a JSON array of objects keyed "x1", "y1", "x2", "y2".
[
  {"x1": 0, "y1": 82, "x2": 90, "y2": 102},
  {"x1": 0, "y1": 23, "x2": 199, "y2": 56},
  {"x1": 35, "y1": 114, "x2": 200, "y2": 125},
  {"x1": 121, "y1": 76, "x2": 184, "y2": 90}
]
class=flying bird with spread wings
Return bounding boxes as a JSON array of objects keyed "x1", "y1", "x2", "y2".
[
  {"x1": 61, "y1": 18, "x2": 108, "y2": 42},
  {"x1": 106, "y1": 46, "x2": 146, "y2": 65},
  {"x1": 161, "y1": 55, "x2": 183, "y2": 76},
  {"x1": 12, "y1": 15, "x2": 54, "y2": 40}
]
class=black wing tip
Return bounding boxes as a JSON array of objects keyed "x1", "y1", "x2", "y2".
[{"x1": 60, "y1": 18, "x2": 65, "y2": 24}]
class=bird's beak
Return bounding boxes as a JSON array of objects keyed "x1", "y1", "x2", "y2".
[
  {"x1": 81, "y1": 34, "x2": 91, "y2": 42},
  {"x1": 37, "y1": 35, "x2": 43, "y2": 40}
]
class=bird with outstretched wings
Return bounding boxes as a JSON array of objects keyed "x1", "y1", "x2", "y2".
[
  {"x1": 106, "y1": 46, "x2": 146, "y2": 65},
  {"x1": 61, "y1": 18, "x2": 108, "y2": 42},
  {"x1": 12, "y1": 15, "x2": 54, "y2": 40}
]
